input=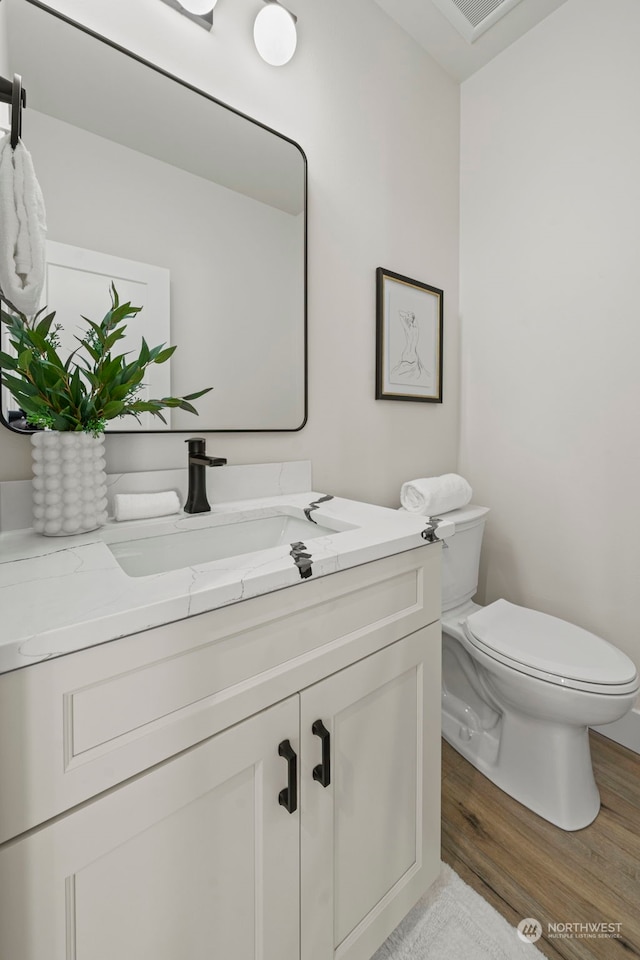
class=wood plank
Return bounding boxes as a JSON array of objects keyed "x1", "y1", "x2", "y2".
[
  {"x1": 441, "y1": 733, "x2": 640, "y2": 960},
  {"x1": 441, "y1": 849, "x2": 566, "y2": 960},
  {"x1": 441, "y1": 737, "x2": 468, "y2": 782}
]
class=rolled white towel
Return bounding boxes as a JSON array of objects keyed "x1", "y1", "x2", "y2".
[
  {"x1": 400, "y1": 474, "x2": 472, "y2": 516},
  {"x1": 113, "y1": 491, "x2": 181, "y2": 522}
]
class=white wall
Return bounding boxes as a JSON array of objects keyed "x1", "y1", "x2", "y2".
[
  {"x1": 459, "y1": 0, "x2": 640, "y2": 674},
  {"x1": 0, "y1": 0, "x2": 460, "y2": 506}
]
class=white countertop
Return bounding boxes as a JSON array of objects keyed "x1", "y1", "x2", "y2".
[{"x1": 0, "y1": 491, "x2": 450, "y2": 674}]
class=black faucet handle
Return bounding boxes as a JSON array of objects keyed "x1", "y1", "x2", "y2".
[
  {"x1": 186, "y1": 437, "x2": 206, "y2": 454},
  {"x1": 186, "y1": 438, "x2": 226, "y2": 467}
]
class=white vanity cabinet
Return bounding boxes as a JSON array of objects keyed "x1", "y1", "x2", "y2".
[
  {"x1": 0, "y1": 696, "x2": 301, "y2": 960},
  {"x1": 0, "y1": 547, "x2": 441, "y2": 960},
  {"x1": 299, "y1": 627, "x2": 439, "y2": 960}
]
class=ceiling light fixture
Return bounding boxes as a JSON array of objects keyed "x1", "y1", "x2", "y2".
[
  {"x1": 159, "y1": 0, "x2": 215, "y2": 31},
  {"x1": 253, "y1": 0, "x2": 298, "y2": 66},
  {"x1": 178, "y1": 0, "x2": 217, "y2": 12}
]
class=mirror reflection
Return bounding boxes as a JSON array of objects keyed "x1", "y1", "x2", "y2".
[{"x1": 0, "y1": 0, "x2": 307, "y2": 432}]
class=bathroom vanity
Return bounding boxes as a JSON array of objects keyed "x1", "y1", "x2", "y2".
[
  {"x1": 0, "y1": 465, "x2": 443, "y2": 960},
  {"x1": 0, "y1": 0, "x2": 444, "y2": 950}
]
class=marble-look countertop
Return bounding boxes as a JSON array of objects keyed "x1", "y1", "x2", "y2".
[{"x1": 0, "y1": 491, "x2": 452, "y2": 674}]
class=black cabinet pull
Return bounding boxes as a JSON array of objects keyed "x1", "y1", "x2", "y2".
[
  {"x1": 278, "y1": 739, "x2": 297, "y2": 813},
  {"x1": 312, "y1": 719, "x2": 331, "y2": 788}
]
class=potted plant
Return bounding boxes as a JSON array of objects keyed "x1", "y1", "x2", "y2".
[{"x1": 0, "y1": 284, "x2": 212, "y2": 536}]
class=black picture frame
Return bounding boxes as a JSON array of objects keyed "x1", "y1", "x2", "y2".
[{"x1": 376, "y1": 267, "x2": 443, "y2": 403}]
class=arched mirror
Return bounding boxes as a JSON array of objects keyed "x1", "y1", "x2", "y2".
[{"x1": 0, "y1": 0, "x2": 307, "y2": 432}]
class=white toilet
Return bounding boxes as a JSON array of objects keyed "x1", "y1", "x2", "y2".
[{"x1": 440, "y1": 505, "x2": 639, "y2": 831}]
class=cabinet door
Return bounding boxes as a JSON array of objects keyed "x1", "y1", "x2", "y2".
[
  {"x1": 300, "y1": 626, "x2": 441, "y2": 960},
  {"x1": 0, "y1": 696, "x2": 300, "y2": 960}
]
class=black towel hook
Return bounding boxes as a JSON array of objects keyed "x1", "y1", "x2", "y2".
[
  {"x1": 0, "y1": 73, "x2": 26, "y2": 149},
  {"x1": 11, "y1": 74, "x2": 25, "y2": 148}
]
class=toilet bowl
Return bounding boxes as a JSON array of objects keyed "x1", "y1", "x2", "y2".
[{"x1": 440, "y1": 506, "x2": 639, "y2": 831}]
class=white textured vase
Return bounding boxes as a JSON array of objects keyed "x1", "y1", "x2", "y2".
[{"x1": 31, "y1": 432, "x2": 108, "y2": 536}]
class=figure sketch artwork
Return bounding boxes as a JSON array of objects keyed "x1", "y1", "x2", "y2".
[
  {"x1": 391, "y1": 309, "x2": 431, "y2": 387},
  {"x1": 375, "y1": 268, "x2": 443, "y2": 403}
]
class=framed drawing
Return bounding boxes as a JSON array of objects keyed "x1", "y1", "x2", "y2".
[{"x1": 376, "y1": 267, "x2": 443, "y2": 403}]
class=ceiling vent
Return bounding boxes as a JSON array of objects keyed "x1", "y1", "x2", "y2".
[{"x1": 431, "y1": 0, "x2": 525, "y2": 43}]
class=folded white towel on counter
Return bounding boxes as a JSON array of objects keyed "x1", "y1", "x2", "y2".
[
  {"x1": 113, "y1": 491, "x2": 181, "y2": 522},
  {"x1": 400, "y1": 474, "x2": 472, "y2": 516},
  {"x1": 0, "y1": 134, "x2": 47, "y2": 315}
]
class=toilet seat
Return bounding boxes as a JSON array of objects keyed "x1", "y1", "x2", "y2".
[{"x1": 464, "y1": 599, "x2": 639, "y2": 694}]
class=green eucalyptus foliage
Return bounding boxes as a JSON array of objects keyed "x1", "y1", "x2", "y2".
[{"x1": 0, "y1": 284, "x2": 212, "y2": 435}]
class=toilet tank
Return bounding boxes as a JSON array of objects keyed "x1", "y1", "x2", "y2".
[{"x1": 441, "y1": 505, "x2": 490, "y2": 613}]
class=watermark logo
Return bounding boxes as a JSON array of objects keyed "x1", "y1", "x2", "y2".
[
  {"x1": 548, "y1": 922, "x2": 622, "y2": 940},
  {"x1": 517, "y1": 917, "x2": 623, "y2": 944},
  {"x1": 517, "y1": 918, "x2": 542, "y2": 943}
]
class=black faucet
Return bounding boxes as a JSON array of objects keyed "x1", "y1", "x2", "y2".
[{"x1": 184, "y1": 438, "x2": 227, "y2": 514}]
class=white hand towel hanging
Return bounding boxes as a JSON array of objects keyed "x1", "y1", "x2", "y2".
[{"x1": 0, "y1": 133, "x2": 47, "y2": 316}]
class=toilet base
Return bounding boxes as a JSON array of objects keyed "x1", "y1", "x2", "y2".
[{"x1": 442, "y1": 704, "x2": 601, "y2": 831}]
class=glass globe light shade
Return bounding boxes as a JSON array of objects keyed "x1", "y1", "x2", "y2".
[
  {"x1": 253, "y1": 4, "x2": 297, "y2": 66},
  {"x1": 178, "y1": 0, "x2": 217, "y2": 14}
]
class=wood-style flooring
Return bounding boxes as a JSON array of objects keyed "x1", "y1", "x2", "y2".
[{"x1": 441, "y1": 731, "x2": 640, "y2": 959}]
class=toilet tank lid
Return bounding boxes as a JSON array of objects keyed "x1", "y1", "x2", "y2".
[
  {"x1": 440, "y1": 504, "x2": 489, "y2": 526},
  {"x1": 465, "y1": 599, "x2": 638, "y2": 685}
]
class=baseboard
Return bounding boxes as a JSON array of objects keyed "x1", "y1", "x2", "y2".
[{"x1": 592, "y1": 708, "x2": 640, "y2": 756}]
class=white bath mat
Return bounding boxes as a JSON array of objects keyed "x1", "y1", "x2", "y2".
[{"x1": 371, "y1": 863, "x2": 544, "y2": 959}]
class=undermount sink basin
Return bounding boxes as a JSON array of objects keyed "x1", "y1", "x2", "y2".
[{"x1": 106, "y1": 511, "x2": 344, "y2": 578}]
